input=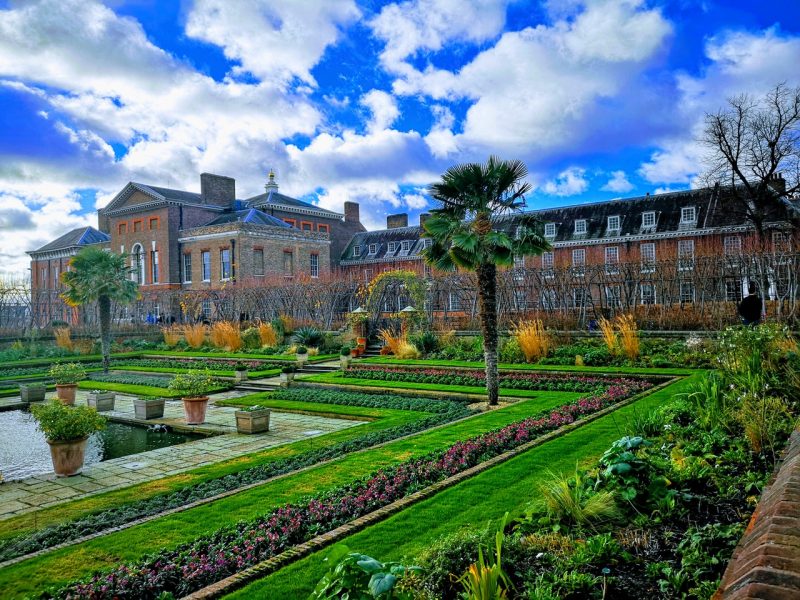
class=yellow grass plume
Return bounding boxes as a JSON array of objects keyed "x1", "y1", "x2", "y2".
[
  {"x1": 183, "y1": 323, "x2": 207, "y2": 349},
  {"x1": 161, "y1": 325, "x2": 182, "y2": 347},
  {"x1": 53, "y1": 327, "x2": 73, "y2": 351},
  {"x1": 209, "y1": 321, "x2": 242, "y2": 352},
  {"x1": 258, "y1": 322, "x2": 278, "y2": 347},
  {"x1": 512, "y1": 320, "x2": 550, "y2": 363}
]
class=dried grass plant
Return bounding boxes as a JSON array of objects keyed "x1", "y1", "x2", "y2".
[
  {"x1": 512, "y1": 320, "x2": 550, "y2": 363},
  {"x1": 209, "y1": 321, "x2": 242, "y2": 352},
  {"x1": 162, "y1": 325, "x2": 182, "y2": 347},
  {"x1": 183, "y1": 323, "x2": 207, "y2": 349},
  {"x1": 257, "y1": 322, "x2": 278, "y2": 347},
  {"x1": 53, "y1": 327, "x2": 73, "y2": 351},
  {"x1": 616, "y1": 314, "x2": 640, "y2": 361}
]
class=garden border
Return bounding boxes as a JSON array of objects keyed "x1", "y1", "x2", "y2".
[{"x1": 184, "y1": 376, "x2": 680, "y2": 599}]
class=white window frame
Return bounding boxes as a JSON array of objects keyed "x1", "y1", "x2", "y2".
[
  {"x1": 201, "y1": 250, "x2": 211, "y2": 282},
  {"x1": 544, "y1": 222, "x2": 556, "y2": 238},
  {"x1": 607, "y1": 215, "x2": 620, "y2": 232},
  {"x1": 150, "y1": 250, "x2": 159, "y2": 284},
  {"x1": 253, "y1": 248, "x2": 264, "y2": 277},
  {"x1": 131, "y1": 244, "x2": 145, "y2": 284},
  {"x1": 353, "y1": 245, "x2": 361, "y2": 257},
  {"x1": 681, "y1": 206, "x2": 696, "y2": 224},
  {"x1": 401, "y1": 240, "x2": 411, "y2": 252},
  {"x1": 220, "y1": 248, "x2": 231, "y2": 280},
  {"x1": 680, "y1": 281, "x2": 695, "y2": 304},
  {"x1": 678, "y1": 239, "x2": 695, "y2": 271},
  {"x1": 773, "y1": 231, "x2": 790, "y2": 253},
  {"x1": 310, "y1": 253, "x2": 319, "y2": 278},
  {"x1": 448, "y1": 292, "x2": 462, "y2": 312},
  {"x1": 423, "y1": 238, "x2": 433, "y2": 249},
  {"x1": 641, "y1": 283, "x2": 656, "y2": 305},
  {"x1": 363, "y1": 268, "x2": 372, "y2": 283},
  {"x1": 202, "y1": 299, "x2": 212, "y2": 319},
  {"x1": 724, "y1": 235, "x2": 741, "y2": 256},
  {"x1": 572, "y1": 248, "x2": 585, "y2": 276},
  {"x1": 574, "y1": 219, "x2": 587, "y2": 235},
  {"x1": 542, "y1": 251, "x2": 554, "y2": 278},
  {"x1": 573, "y1": 288, "x2": 588, "y2": 309},
  {"x1": 182, "y1": 253, "x2": 192, "y2": 283},
  {"x1": 605, "y1": 285, "x2": 622, "y2": 308},
  {"x1": 605, "y1": 246, "x2": 619, "y2": 274},
  {"x1": 641, "y1": 211, "x2": 656, "y2": 228},
  {"x1": 368, "y1": 243, "x2": 378, "y2": 255},
  {"x1": 640, "y1": 243, "x2": 655, "y2": 273},
  {"x1": 387, "y1": 241, "x2": 397, "y2": 253}
]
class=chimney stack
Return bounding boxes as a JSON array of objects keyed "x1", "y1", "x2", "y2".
[
  {"x1": 200, "y1": 173, "x2": 236, "y2": 206},
  {"x1": 387, "y1": 213, "x2": 408, "y2": 229},
  {"x1": 767, "y1": 172, "x2": 786, "y2": 194},
  {"x1": 419, "y1": 213, "x2": 431, "y2": 229},
  {"x1": 344, "y1": 201, "x2": 361, "y2": 224}
]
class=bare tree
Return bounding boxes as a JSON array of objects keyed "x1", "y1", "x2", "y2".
[{"x1": 703, "y1": 83, "x2": 800, "y2": 236}]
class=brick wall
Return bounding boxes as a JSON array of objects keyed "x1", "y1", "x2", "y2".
[{"x1": 715, "y1": 428, "x2": 800, "y2": 599}]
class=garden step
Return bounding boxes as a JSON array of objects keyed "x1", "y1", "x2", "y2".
[{"x1": 234, "y1": 382, "x2": 281, "y2": 392}]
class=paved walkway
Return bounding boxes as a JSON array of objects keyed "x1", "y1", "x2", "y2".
[{"x1": 0, "y1": 389, "x2": 365, "y2": 521}]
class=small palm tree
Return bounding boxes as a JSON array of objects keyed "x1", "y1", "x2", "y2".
[
  {"x1": 423, "y1": 156, "x2": 550, "y2": 405},
  {"x1": 61, "y1": 247, "x2": 139, "y2": 373}
]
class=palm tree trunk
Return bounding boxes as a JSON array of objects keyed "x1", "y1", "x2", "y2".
[
  {"x1": 99, "y1": 294, "x2": 111, "y2": 374},
  {"x1": 476, "y1": 262, "x2": 499, "y2": 406}
]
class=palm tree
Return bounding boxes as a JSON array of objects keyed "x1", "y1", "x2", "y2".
[
  {"x1": 423, "y1": 156, "x2": 550, "y2": 405},
  {"x1": 61, "y1": 247, "x2": 139, "y2": 374}
]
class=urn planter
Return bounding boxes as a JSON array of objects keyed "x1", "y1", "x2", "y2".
[
  {"x1": 340, "y1": 356, "x2": 351, "y2": 369},
  {"x1": 280, "y1": 372, "x2": 295, "y2": 386},
  {"x1": 19, "y1": 383, "x2": 46, "y2": 403},
  {"x1": 55, "y1": 384, "x2": 78, "y2": 406},
  {"x1": 235, "y1": 408, "x2": 270, "y2": 434},
  {"x1": 234, "y1": 369, "x2": 248, "y2": 383},
  {"x1": 47, "y1": 437, "x2": 89, "y2": 477},
  {"x1": 182, "y1": 396, "x2": 209, "y2": 425},
  {"x1": 295, "y1": 353, "x2": 308, "y2": 366},
  {"x1": 86, "y1": 391, "x2": 116, "y2": 411},
  {"x1": 133, "y1": 397, "x2": 165, "y2": 420}
]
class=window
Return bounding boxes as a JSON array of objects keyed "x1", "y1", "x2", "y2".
[
  {"x1": 252, "y1": 248, "x2": 264, "y2": 276},
  {"x1": 680, "y1": 281, "x2": 695, "y2": 303},
  {"x1": 544, "y1": 222, "x2": 556, "y2": 238},
  {"x1": 387, "y1": 241, "x2": 397, "y2": 253},
  {"x1": 641, "y1": 283, "x2": 656, "y2": 305},
  {"x1": 201, "y1": 250, "x2": 211, "y2": 281},
  {"x1": 133, "y1": 220, "x2": 143, "y2": 233},
  {"x1": 514, "y1": 255, "x2": 525, "y2": 269},
  {"x1": 52, "y1": 266, "x2": 59, "y2": 288},
  {"x1": 607, "y1": 215, "x2": 620, "y2": 232},
  {"x1": 573, "y1": 288, "x2": 588, "y2": 308},
  {"x1": 182, "y1": 253, "x2": 192, "y2": 283},
  {"x1": 542, "y1": 251, "x2": 554, "y2": 271},
  {"x1": 423, "y1": 238, "x2": 433, "y2": 248},
  {"x1": 725, "y1": 278, "x2": 743, "y2": 302},
  {"x1": 606, "y1": 286, "x2": 622, "y2": 308},
  {"x1": 448, "y1": 292, "x2": 462, "y2": 311},
  {"x1": 40, "y1": 266, "x2": 47, "y2": 288},
  {"x1": 724, "y1": 236, "x2": 741, "y2": 256},
  {"x1": 363, "y1": 268, "x2": 372, "y2": 283},
  {"x1": 640, "y1": 243, "x2": 655, "y2": 272},
  {"x1": 514, "y1": 289, "x2": 528, "y2": 310},
  {"x1": 574, "y1": 219, "x2": 587, "y2": 234},
  {"x1": 317, "y1": 224, "x2": 329, "y2": 234},
  {"x1": 773, "y1": 231, "x2": 791, "y2": 253},
  {"x1": 678, "y1": 239, "x2": 694, "y2": 271},
  {"x1": 572, "y1": 248, "x2": 585, "y2": 276},
  {"x1": 118, "y1": 223, "x2": 127, "y2": 235},
  {"x1": 681, "y1": 207, "x2": 696, "y2": 224},
  {"x1": 541, "y1": 289, "x2": 558, "y2": 310},
  {"x1": 423, "y1": 263, "x2": 432, "y2": 278},
  {"x1": 149, "y1": 217, "x2": 158, "y2": 230},
  {"x1": 150, "y1": 250, "x2": 159, "y2": 283},
  {"x1": 301, "y1": 221, "x2": 313, "y2": 231},
  {"x1": 283, "y1": 251, "x2": 294, "y2": 276},
  {"x1": 605, "y1": 246, "x2": 619, "y2": 274},
  {"x1": 283, "y1": 219, "x2": 296, "y2": 227},
  {"x1": 368, "y1": 243, "x2": 378, "y2": 255},
  {"x1": 131, "y1": 244, "x2": 144, "y2": 284},
  {"x1": 641, "y1": 212, "x2": 656, "y2": 228},
  {"x1": 353, "y1": 245, "x2": 361, "y2": 257},
  {"x1": 220, "y1": 248, "x2": 231, "y2": 280},
  {"x1": 401, "y1": 240, "x2": 411, "y2": 252},
  {"x1": 202, "y1": 299, "x2": 212, "y2": 319},
  {"x1": 310, "y1": 253, "x2": 319, "y2": 278}
]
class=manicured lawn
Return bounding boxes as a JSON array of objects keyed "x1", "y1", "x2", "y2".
[
  {"x1": 225, "y1": 373, "x2": 700, "y2": 599},
  {"x1": 143, "y1": 350, "x2": 337, "y2": 362},
  {"x1": 0, "y1": 352, "x2": 142, "y2": 369},
  {"x1": 359, "y1": 357, "x2": 696, "y2": 376},
  {"x1": 76, "y1": 380, "x2": 194, "y2": 397},
  {"x1": 113, "y1": 365, "x2": 282, "y2": 378},
  {"x1": 0, "y1": 392, "x2": 580, "y2": 598}
]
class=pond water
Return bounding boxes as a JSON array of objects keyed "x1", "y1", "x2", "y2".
[{"x1": 0, "y1": 410, "x2": 204, "y2": 481}]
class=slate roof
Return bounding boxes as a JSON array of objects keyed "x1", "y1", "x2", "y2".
[
  {"x1": 246, "y1": 190, "x2": 342, "y2": 217},
  {"x1": 30, "y1": 226, "x2": 110, "y2": 254},
  {"x1": 205, "y1": 208, "x2": 291, "y2": 228},
  {"x1": 132, "y1": 183, "x2": 203, "y2": 204}
]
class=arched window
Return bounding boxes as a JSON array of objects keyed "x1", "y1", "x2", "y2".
[{"x1": 131, "y1": 244, "x2": 145, "y2": 284}]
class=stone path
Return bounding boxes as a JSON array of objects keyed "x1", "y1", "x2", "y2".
[{"x1": 0, "y1": 389, "x2": 365, "y2": 520}]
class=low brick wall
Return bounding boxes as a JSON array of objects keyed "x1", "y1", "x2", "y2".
[{"x1": 715, "y1": 429, "x2": 800, "y2": 599}]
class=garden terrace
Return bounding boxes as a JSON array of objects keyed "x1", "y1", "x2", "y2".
[{"x1": 0, "y1": 375, "x2": 660, "y2": 598}]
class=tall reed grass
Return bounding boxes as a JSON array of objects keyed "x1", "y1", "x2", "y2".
[
  {"x1": 183, "y1": 323, "x2": 207, "y2": 349},
  {"x1": 162, "y1": 325, "x2": 182, "y2": 347},
  {"x1": 512, "y1": 320, "x2": 550, "y2": 363},
  {"x1": 210, "y1": 321, "x2": 242, "y2": 352},
  {"x1": 379, "y1": 328, "x2": 420, "y2": 359},
  {"x1": 616, "y1": 314, "x2": 640, "y2": 361},
  {"x1": 257, "y1": 322, "x2": 278, "y2": 347},
  {"x1": 53, "y1": 327, "x2": 73, "y2": 351}
]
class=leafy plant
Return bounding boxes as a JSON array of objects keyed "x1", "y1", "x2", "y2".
[
  {"x1": 410, "y1": 331, "x2": 439, "y2": 355},
  {"x1": 31, "y1": 400, "x2": 106, "y2": 442},
  {"x1": 49, "y1": 362, "x2": 87, "y2": 385},
  {"x1": 457, "y1": 514, "x2": 513, "y2": 600},
  {"x1": 296, "y1": 345, "x2": 309, "y2": 355},
  {"x1": 527, "y1": 468, "x2": 620, "y2": 531},
  {"x1": 341, "y1": 345, "x2": 352, "y2": 356},
  {"x1": 293, "y1": 326, "x2": 324, "y2": 348},
  {"x1": 241, "y1": 327, "x2": 262, "y2": 350},
  {"x1": 282, "y1": 365, "x2": 297, "y2": 374},
  {"x1": 735, "y1": 393, "x2": 794, "y2": 458},
  {"x1": 168, "y1": 369, "x2": 217, "y2": 397}
]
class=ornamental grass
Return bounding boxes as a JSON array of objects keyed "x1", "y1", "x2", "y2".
[
  {"x1": 210, "y1": 321, "x2": 242, "y2": 352},
  {"x1": 183, "y1": 323, "x2": 207, "y2": 349},
  {"x1": 512, "y1": 320, "x2": 550, "y2": 363},
  {"x1": 598, "y1": 318, "x2": 618, "y2": 355},
  {"x1": 379, "y1": 329, "x2": 420, "y2": 359},
  {"x1": 161, "y1": 325, "x2": 182, "y2": 347},
  {"x1": 616, "y1": 314, "x2": 640, "y2": 361},
  {"x1": 258, "y1": 322, "x2": 278, "y2": 347}
]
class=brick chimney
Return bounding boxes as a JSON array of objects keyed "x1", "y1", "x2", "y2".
[
  {"x1": 200, "y1": 173, "x2": 235, "y2": 206},
  {"x1": 387, "y1": 213, "x2": 408, "y2": 229},
  {"x1": 344, "y1": 201, "x2": 361, "y2": 224},
  {"x1": 419, "y1": 213, "x2": 431, "y2": 228},
  {"x1": 767, "y1": 172, "x2": 786, "y2": 194}
]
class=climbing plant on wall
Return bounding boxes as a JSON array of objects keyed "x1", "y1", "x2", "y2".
[{"x1": 365, "y1": 270, "x2": 427, "y2": 323}]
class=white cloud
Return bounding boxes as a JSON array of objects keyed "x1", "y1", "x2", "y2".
[
  {"x1": 543, "y1": 167, "x2": 588, "y2": 196},
  {"x1": 360, "y1": 90, "x2": 400, "y2": 133},
  {"x1": 601, "y1": 170, "x2": 634, "y2": 193},
  {"x1": 185, "y1": 0, "x2": 360, "y2": 86},
  {"x1": 424, "y1": 104, "x2": 459, "y2": 158},
  {"x1": 403, "y1": 193, "x2": 429, "y2": 210}
]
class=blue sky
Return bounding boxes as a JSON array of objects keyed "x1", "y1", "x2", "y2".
[{"x1": 0, "y1": 0, "x2": 799, "y2": 275}]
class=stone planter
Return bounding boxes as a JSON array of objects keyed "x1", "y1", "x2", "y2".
[
  {"x1": 235, "y1": 408, "x2": 271, "y2": 434},
  {"x1": 19, "y1": 384, "x2": 46, "y2": 403},
  {"x1": 182, "y1": 396, "x2": 209, "y2": 425},
  {"x1": 340, "y1": 356, "x2": 351, "y2": 369},
  {"x1": 47, "y1": 437, "x2": 89, "y2": 477},
  {"x1": 234, "y1": 370, "x2": 248, "y2": 383},
  {"x1": 133, "y1": 397, "x2": 165, "y2": 420},
  {"x1": 296, "y1": 353, "x2": 308, "y2": 366},
  {"x1": 55, "y1": 384, "x2": 78, "y2": 406},
  {"x1": 280, "y1": 372, "x2": 294, "y2": 386},
  {"x1": 86, "y1": 391, "x2": 116, "y2": 411}
]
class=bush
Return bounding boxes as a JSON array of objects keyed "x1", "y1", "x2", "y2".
[
  {"x1": 241, "y1": 327, "x2": 261, "y2": 350},
  {"x1": 340, "y1": 345, "x2": 352, "y2": 356},
  {"x1": 296, "y1": 346, "x2": 308, "y2": 355},
  {"x1": 293, "y1": 326, "x2": 324, "y2": 348},
  {"x1": 168, "y1": 369, "x2": 218, "y2": 397},
  {"x1": 49, "y1": 362, "x2": 87, "y2": 384},
  {"x1": 410, "y1": 331, "x2": 439, "y2": 355},
  {"x1": 499, "y1": 337, "x2": 524, "y2": 363},
  {"x1": 31, "y1": 401, "x2": 106, "y2": 442}
]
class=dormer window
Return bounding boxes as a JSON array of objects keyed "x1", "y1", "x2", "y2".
[
  {"x1": 387, "y1": 242, "x2": 397, "y2": 253},
  {"x1": 368, "y1": 243, "x2": 378, "y2": 255},
  {"x1": 642, "y1": 211, "x2": 655, "y2": 228},
  {"x1": 423, "y1": 238, "x2": 433, "y2": 249},
  {"x1": 544, "y1": 222, "x2": 556, "y2": 238},
  {"x1": 681, "y1": 207, "x2": 696, "y2": 224},
  {"x1": 574, "y1": 219, "x2": 587, "y2": 235},
  {"x1": 401, "y1": 240, "x2": 411, "y2": 252},
  {"x1": 607, "y1": 216, "x2": 620, "y2": 232},
  {"x1": 353, "y1": 245, "x2": 361, "y2": 257}
]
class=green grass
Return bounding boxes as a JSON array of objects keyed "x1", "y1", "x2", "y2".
[
  {"x1": 0, "y1": 352, "x2": 142, "y2": 369},
  {"x1": 0, "y1": 393, "x2": 579, "y2": 598},
  {"x1": 76, "y1": 380, "x2": 205, "y2": 397},
  {"x1": 359, "y1": 357, "x2": 696, "y2": 376},
  {"x1": 113, "y1": 365, "x2": 282, "y2": 378},
  {"x1": 299, "y1": 372, "x2": 547, "y2": 398},
  {"x1": 143, "y1": 350, "x2": 337, "y2": 362},
  {"x1": 226, "y1": 373, "x2": 701, "y2": 599}
]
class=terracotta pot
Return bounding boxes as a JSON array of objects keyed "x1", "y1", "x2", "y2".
[
  {"x1": 350, "y1": 348, "x2": 359, "y2": 358},
  {"x1": 47, "y1": 437, "x2": 89, "y2": 477},
  {"x1": 56, "y1": 384, "x2": 78, "y2": 406},
  {"x1": 235, "y1": 408, "x2": 270, "y2": 434},
  {"x1": 182, "y1": 396, "x2": 209, "y2": 424},
  {"x1": 356, "y1": 337, "x2": 367, "y2": 348}
]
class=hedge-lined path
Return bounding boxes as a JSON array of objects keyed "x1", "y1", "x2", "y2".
[{"x1": 0, "y1": 391, "x2": 365, "y2": 521}]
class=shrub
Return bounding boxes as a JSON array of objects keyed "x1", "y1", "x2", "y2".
[
  {"x1": 512, "y1": 320, "x2": 551, "y2": 363},
  {"x1": 410, "y1": 331, "x2": 439, "y2": 355},
  {"x1": 293, "y1": 326, "x2": 324, "y2": 348},
  {"x1": 241, "y1": 327, "x2": 261, "y2": 350},
  {"x1": 161, "y1": 325, "x2": 182, "y2": 347},
  {"x1": 271, "y1": 317, "x2": 286, "y2": 343},
  {"x1": 526, "y1": 469, "x2": 619, "y2": 531},
  {"x1": 258, "y1": 322, "x2": 279, "y2": 347},
  {"x1": 296, "y1": 345, "x2": 308, "y2": 355},
  {"x1": 49, "y1": 362, "x2": 86, "y2": 384},
  {"x1": 168, "y1": 369, "x2": 217, "y2": 397},
  {"x1": 183, "y1": 323, "x2": 207, "y2": 349},
  {"x1": 617, "y1": 314, "x2": 640, "y2": 361},
  {"x1": 209, "y1": 321, "x2": 242, "y2": 351},
  {"x1": 31, "y1": 401, "x2": 106, "y2": 442},
  {"x1": 340, "y1": 345, "x2": 352, "y2": 356},
  {"x1": 735, "y1": 393, "x2": 794, "y2": 457},
  {"x1": 53, "y1": 327, "x2": 73, "y2": 351},
  {"x1": 499, "y1": 337, "x2": 524, "y2": 364}
]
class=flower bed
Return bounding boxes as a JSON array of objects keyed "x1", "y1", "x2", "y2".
[
  {"x1": 44, "y1": 381, "x2": 650, "y2": 599},
  {"x1": 344, "y1": 365, "x2": 649, "y2": 393}
]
